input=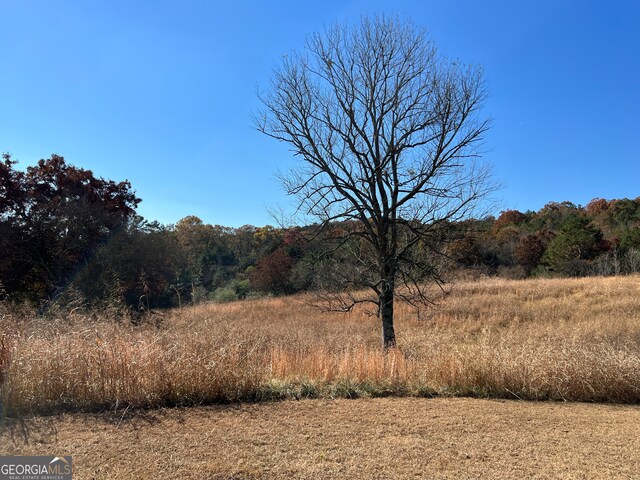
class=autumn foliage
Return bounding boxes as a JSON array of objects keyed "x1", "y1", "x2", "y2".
[
  {"x1": 1, "y1": 154, "x2": 139, "y2": 301},
  {"x1": 2, "y1": 153, "x2": 640, "y2": 310}
]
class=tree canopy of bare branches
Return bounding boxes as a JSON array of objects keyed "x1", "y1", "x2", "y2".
[{"x1": 257, "y1": 15, "x2": 493, "y2": 347}]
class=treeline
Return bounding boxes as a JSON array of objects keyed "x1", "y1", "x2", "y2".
[
  {"x1": 1, "y1": 154, "x2": 639, "y2": 312},
  {"x1": 451, "y1": 200, "x2": 640, "y2": 278}
]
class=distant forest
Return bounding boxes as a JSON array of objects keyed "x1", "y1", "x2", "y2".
[{"x1": 2, "y1": 154, "x2": 639, "y2": 313}]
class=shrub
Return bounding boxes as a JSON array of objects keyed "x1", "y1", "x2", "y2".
[{"x1": 209, "y1": 287, "x2": 237, "y2": 303}]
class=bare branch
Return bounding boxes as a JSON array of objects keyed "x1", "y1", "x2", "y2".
[{"x1": 257, "y1": 15, "x2": 494, "y2": 348}]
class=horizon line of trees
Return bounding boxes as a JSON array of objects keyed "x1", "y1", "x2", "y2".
[{"x1": 2, "y1": 154, "x2": 640, "y2": 315}]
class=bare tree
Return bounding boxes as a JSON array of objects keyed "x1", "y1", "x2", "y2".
[{"x1": 257, "y1": 16, "x2": 493, "y2": 348}]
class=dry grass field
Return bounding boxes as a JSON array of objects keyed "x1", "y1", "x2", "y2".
[
  {"x1": 2, "y1": 275, "x2": 640, "y2": 477},
  {"x1": 1, "y1": 275, "x2": 639, "y2": 414}
]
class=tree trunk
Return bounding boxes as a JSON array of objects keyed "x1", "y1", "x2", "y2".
[{"x1": 379, "y1": 278, "x2": 396, "y2": 349}]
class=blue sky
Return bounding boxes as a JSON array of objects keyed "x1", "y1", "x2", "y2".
[{"x1": 1, "y1": 0, "x2": 638, "y2": 227}]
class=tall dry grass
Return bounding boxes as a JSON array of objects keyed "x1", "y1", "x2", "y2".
[{"x1": 1, "y1": 275, "x2": 639, "y2": 414}]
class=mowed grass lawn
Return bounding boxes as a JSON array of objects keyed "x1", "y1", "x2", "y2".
[{"x1": 3, "y1": 397, "x2": 639, "y2": 479}]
